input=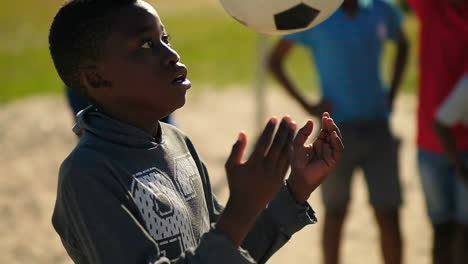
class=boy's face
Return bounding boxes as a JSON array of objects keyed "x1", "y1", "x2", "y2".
[{"x1": 88, "y1": 0, "x2": 191, "y2": 120}]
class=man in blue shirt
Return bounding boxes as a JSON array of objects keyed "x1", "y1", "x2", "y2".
[{"x1": 268, "y1": 0, "x2": 409, "y2": 263}]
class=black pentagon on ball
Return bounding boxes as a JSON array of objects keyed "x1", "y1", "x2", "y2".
[{"x1": 274, "y1": 3, "x2": 320, "y2": 30}]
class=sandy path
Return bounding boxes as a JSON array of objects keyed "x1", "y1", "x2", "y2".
[{"x1": 0, "y1": 87, "x2": 431, "y2": 263}]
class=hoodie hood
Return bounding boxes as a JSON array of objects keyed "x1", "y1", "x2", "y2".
[{"x1": 73, "y1": 106, "x2": 163, "y2": 149}]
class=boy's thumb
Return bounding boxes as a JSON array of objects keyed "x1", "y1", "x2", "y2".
[{"x1": 226, "y1": 132, "x2": 247, "y2": 166}]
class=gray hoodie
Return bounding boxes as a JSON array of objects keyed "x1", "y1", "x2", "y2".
[{"x1": 52, "y1": 107, "x2": 316, "y2": 264}]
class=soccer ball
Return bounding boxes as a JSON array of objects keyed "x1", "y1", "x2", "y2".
[{"x1": 219, "y1": 0, "x2": 343, "y2": 35}]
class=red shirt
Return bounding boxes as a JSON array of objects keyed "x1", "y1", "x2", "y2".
[{"x1": 408, "y1": 0, "x2": 468, "y2": 153}]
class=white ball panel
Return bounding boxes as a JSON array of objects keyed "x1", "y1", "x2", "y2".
[{"x1": 219, "y1": 0, "x2": 344, "y2": 35}]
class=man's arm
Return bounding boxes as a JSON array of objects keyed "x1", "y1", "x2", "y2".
[
  {"x1": 388, "y1": 29, "x2": 409, "y2": 109},
  {"x1": 433, "y1": 121, "x2": 467, "y2": 175},
  {"x1": 433, "y1": 120, "x2": 468, "y2": 186},
  {"x1": 433, "y1": 75, "x2": 468, "y2": 186},
  {"x1": 268, "y1": 39, "x2": 329, "y2": 117}
]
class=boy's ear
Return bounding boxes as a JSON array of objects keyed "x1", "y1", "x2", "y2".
[{"x1": 79, "y1": 60, "x2": 111, "y2": 90}]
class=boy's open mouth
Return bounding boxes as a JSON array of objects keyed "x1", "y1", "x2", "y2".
[
  {"x1": 172, "y1": 67, "x2": 188, "y2": 84},
  {"x1": 173, "y1": 74, "x2": 185, "y2": 83}
]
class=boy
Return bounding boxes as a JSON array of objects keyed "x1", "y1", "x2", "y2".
[
  {"x1": 407, "y1": 0, "x2": 468, "y2": 263},
  {"x1": 49, "y1": 0, "x2": 344, "y2": 263},
  {"x1": 268, "y1": 0, "x2": 408, "y2": 263}
]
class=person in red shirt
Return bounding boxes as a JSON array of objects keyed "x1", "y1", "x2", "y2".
[{"x1": 407, "y1": 0, "x2": 468, "y2": 263}]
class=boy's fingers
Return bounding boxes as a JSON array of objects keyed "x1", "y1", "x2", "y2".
[
  {"x1": 331, "y1": 131, "x2": 344, "y2": 160},
  {"x1": 266, "y1": 117, "x2": 294, "y2": 163},
  {"x1": 277, "y1": 125, "x2": 296, "y2": 174},
  {"x1": 226, "y1": 132, "x2": 247, "y2": 167},
  {"x1": 321, "y1": 114, "x2": 329, "y2": 130},
  {"x1": 324, "y1": 116, "x2": 332, "y2": 131},
  {"x1": 294, "y1": 120, "x2": 314, "y2": 149},
  {"x1": 317, "y1": 130, "x2": 328, "y2": 140},
  {"x1": 314, "y1": 136, "x2": 325, "y2": 158},
  {"x1": 250, "y1": 118, "x2": 277, "y2": 160},
  {"x1": 320, "y1": 113, "x2": 343, "y2": 140},
  {"x1": 323, "y1": 143, "x2": 333, "y2": 167},
  {"x1": 326, "y1": 117, "x2": 342, "y2": 139}
]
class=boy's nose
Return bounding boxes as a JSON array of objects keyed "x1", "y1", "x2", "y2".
[{"x1": 163, "y1": 45, "x2": 180, "y2": 65}]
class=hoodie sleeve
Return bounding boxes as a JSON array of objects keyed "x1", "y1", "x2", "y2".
[
  {"x1": 204, "y1": 174, "x2": 317, "y2": 264},
  {"x1": 241, "y1": 183, "x2": 317, "y2": 263},
  {"x1": 52, "y1": 152, "x2": 256, "y2": 264}
]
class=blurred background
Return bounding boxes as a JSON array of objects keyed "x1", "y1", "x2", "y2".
[
  {"x1": 0, "y1": 0, "x2": 430, "y2": 264},
  {"x1": 0, "y1": 0, "x2": 418, "y2": 103}
]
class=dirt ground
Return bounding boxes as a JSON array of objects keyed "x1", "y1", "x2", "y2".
[{"x1": 0, "y1": 87, "x2": 432, "y2": 264}]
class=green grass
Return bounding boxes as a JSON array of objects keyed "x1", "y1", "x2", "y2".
[
  {"x1": 0, "y1": 0, "x2": 419, "y2": 103},
  {"x1": 1, "y1": 0, "x2": 63, "y2": 103}
]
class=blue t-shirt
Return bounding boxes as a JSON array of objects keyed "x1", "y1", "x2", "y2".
[{"x1": 284, "y1": 0, "x2": 402, "y2": 123}]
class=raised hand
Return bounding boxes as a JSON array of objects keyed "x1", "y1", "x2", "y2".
[
  {"x1": 216, "y1": 116, "x2": 296, "y2": 246},
  {"x1": 287, "y1": 112, "x2": 344, "y2": 204}
]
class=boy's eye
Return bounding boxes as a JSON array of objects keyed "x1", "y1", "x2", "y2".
[
  {"x1": 162, "y1": 34, "x2": 171, "y2": 45},
  {"x1": 141, "y1": 39, "x2": 153, "y2": 49}
]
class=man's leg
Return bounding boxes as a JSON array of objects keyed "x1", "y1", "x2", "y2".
[
  {"x1": 454, "y1": 223, "x2": 468, "y2": 264},
  {"x1": 374, "y1": 208, "x2": 402, "y2": 264},
  {"x1": 321, "y1": 168, "x2": 354, "y2": 264},
  {"x1": 322, "y1": 207, "x2": 348, "y2": 264},
  {"x1": 418, "y1": 150, "x2": 458, "y2": 264},
  {"x1": 454, "y1": 161, "x2": 468, "y2": 264},
  {"x1": 321, "y1": 122, "x2": 359, "y2": 264},
  {"x1": 364, "y1": 121, "x2": 402, "y2": 264},
  {"x1": 432, "y1": 221, "x2": 456, "y2": 264}
]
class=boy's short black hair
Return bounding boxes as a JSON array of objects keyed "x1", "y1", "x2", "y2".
[{"x1": 49, "y1": 0, "x2": 137, "y2": 102}]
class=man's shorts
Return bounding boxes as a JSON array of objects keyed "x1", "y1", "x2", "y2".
[
  {"x1": 418, "y1": 150, "x2": 468, "y2": 225},
  {"x1": 321, "y1": 119, "x2": 402, "y2": 209}
]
